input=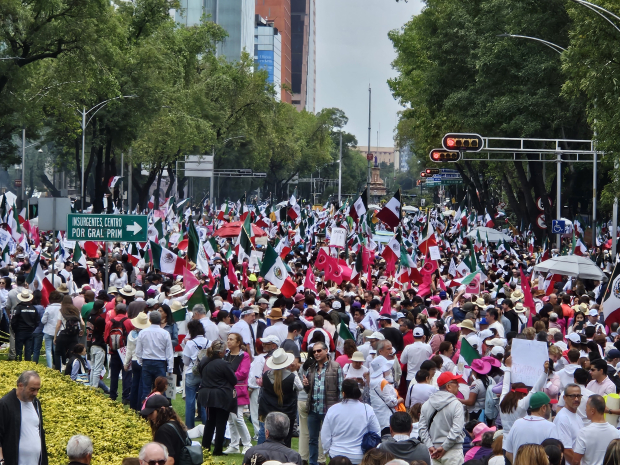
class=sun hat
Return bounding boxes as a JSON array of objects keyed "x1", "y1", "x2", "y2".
[
  {"x1": 511, "y1": 290, "x2": 524, "y2": 301},
  {"x1": 437, "y1": 372, "x2": 467, "y2": 387},
  {"x1": 140, "y1": 394, "x2": 170, "y2": 417},
  {"x1": 294, "y1": 293, "x2": 305, "y2": 302},
  {"x1": 265, "y1": 284, "x2": 281, "y2": 295},
  {"x1": 260, "y1": 335, "x2": 281, "y2": 345},
  {"x1": 170, "y1": 300, "x2": 185, "y2": 312},
  {"x1": 472, "y1": 423, "x2": 497, "y2": 443},
  {"x1": 362, "y1": 329, "x2": 374, "y2": 338},
  {"x1": 413, "y1": 327, "x2": 425, "y2": 338},
  {"x1": 119, "y1": 285, "x2": 136, "y2": 297},
  {"x1": 131, "y1": 313, "x2": 151, "y2": 330},
  {"x1": 350, "y1": 351, "x2": 365, "y2": 362},
  {"x1": 257, "y1": 298, "x2": 269, "y2": 305},
  {"x1": 108, "y1": 286, "x2": 118, "y2": 294},
  {"x1": 475, "y1": 297, "x2": 486, "y2": 307},
  {"x1": 169, "y1": 284, "x2": 184, "y2": 296},
  {"x1": 268, "y1": 308, "x2": 284, "y2": 320},
  {"x1": 370, "y1": 356, "x2": 394, "y2": 378},
  {"x1": 529, "y1": 391, "x2": 557, "y2": 409},
  {"x1": 368, "y1": 331, "x2": 385, "y2": 340},
  {"x1": 56, "y1": 283, "x2": 69, "y2": 294},
  {"x1": 16, "y1": 289, "x2": 33, "y2": 302},
  {"x1": 457, "y1": 320, "x2": 476, "y2": 331},
  {"x1": 252, "y1": 305, "x2": 261, "y2": 313},
  {"x1": 470, "y1": 358, "x2": 492, "y2": 375},
  {"x1": 514, "y1": 302, "x2": 526, "y2": 313},
  {"x1": 266, "y1": 348, "x2": 295, "y2": 370},
  {"x1": 482, "y1": 356, "x2": 501, "y2": 368}
]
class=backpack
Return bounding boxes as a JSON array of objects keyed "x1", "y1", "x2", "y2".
[
  {"x1": 165, "y1": 422, "x2": 203, "y2": 465},
  {"x1": 191, "y1": 340, "x2": 209, "y2": 376},
  {"x1": 86, "y1": 319, "x2": 95, "y2": 346},
  {"x1": 484, "y1": 378, "x2": 499, "y2": 422},
  {"x1": 107, "y1": 317, "x2": 129, "y2": 351},
  {"x1": 60, "y1": 315, "x2": 81, "y2": 338}
]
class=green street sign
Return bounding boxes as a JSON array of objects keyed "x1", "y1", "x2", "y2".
[
  {"x1": 441, "y1": 179, "x2": 463, "y2": 185},
  {"x1": 67, "y1": 214, "x2": 148, "y2": 242}
]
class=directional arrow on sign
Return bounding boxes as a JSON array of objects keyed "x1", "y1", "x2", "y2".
[{"x1": 126, "y1": 222, "x2": 143, "y2": 235}]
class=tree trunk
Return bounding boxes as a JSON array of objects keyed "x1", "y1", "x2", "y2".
[
  {"x1": 165, "y1": 165, "x2": 175, "y2": 198},
  {"x1": 154, "y1": 169, "x2": 163, "y2": 210}
]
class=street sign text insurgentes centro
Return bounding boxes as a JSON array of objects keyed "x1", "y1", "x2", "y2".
[{"x1": 67, "y1": 214, "x2": 148, "y2": 242}]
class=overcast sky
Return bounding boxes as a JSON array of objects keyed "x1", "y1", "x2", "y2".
[{"x1": 315, "y1": 0, "x2": 423, "y2": 149}]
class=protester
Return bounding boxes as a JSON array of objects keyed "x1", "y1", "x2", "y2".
[
  {"x1": 378, "y1": 411, "x2": 431, "y2": 464},
  {"x1": 242, "y1": 412, "x2": 302, "y2": 465},
  {"x1": 135, "y1": 310, "x2": 173, "y2": 403},
  {"x1": 66, "y1": 435, "x2": 93, "y2": 465},
  {"x1": 182, "y1": 319, "x2": 210, "y2": 427},
  {"x1": 573, "y1": 395, "x2": 620, "y2": 465}
]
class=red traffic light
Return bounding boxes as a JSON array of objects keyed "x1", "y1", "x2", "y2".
[
  {"x1": 420, "y1": 172, "x2": 427, "y2": 177},
  {"x1": 425, "y1": 168, "x2": 440, "y2": 175},
  {"x1": 429, "y1": 149, "x2": 461, "y2": 163},
  {"x1": 442, "y1": 133, "x2": 483, "y2": 152}
]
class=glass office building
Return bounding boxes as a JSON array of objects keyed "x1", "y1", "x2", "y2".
[
  {"x1": 174, "y1": 0, "x2": 255, "y2": 62},
  {"x1": 255, "y1": 17, "x2": 282, "y2": 101}
]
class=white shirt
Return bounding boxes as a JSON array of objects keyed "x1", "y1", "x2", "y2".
[
  {"x1": 41, "y1": 303, "x2": 61, "y2": 336},
  {"x1": 182, "y1": 336, "x2": 211, "y2": 374},
  {"x1": 262, "y1": 320, "x2": 289, "y2": 346},
  {"x1": 553, "y1": 407, "x2": 583, "y2": 463},
  {"x1": 574, "y1": 422, "x2": 620, "y2": 465},
  {"x1": 400, "y1": 341, "x2": 433, "y2": 380},
  {"x1": 200, "y1": 317, "x2": 221, "y2": 344},
  {"x1": 230, "y1": 319, "x2": 255, "y2": 355},
  {"x1": 18, "y1": 400, "x2": 41, "y2": 465},
  {"x1": 135, "y1": 325, "x2": 174, "y2": 371},
  {"x1": 557, "y1": 386, "x2": 595, "y2": 426},
  {"x1": 217, "y1": 321, "x2": 230, "y2": 341},
  {"x1": 405, "y1": 382, "x2": 437, "y2": 408},
  {"x1": 504, "y1": 416, "x2": 560, "y2": 456},
  {"x1": 488, "y1": 321, "x2": 505, "y2": 338}
]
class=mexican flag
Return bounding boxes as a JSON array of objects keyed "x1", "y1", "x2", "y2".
[
  {"x1": 335, "y1": 321, "x2": 355, "y2": 356},
  {"x1": 187, "y1": 284, "x2": 210, "y2": 312},
  {"x1": 186, "y1": 217, "x2": 200, "y2": 263},
  {"x1": 73, "y1": 244, "x2": 87, "y2": 268},
  {"x1": 150, "y1": 241, "x2": 187, "y2": 275},
  {"x1": 460, "y1": 337, "x2": 481, "y2": 365},
  {"x1": 260, "y1": 244, "x2": 296, "y2": 297},
  {"x1": 376, "y1": 188, "x2": 401, "y2": 229},
  {"x1": 204, "y1": 237, "x2": 219, "y2": 259},
  {"x1": 26, "y1": 255, "x2": 54, "y2": 306}
]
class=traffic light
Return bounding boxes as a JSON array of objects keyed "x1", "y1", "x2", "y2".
[
  {"x1": 420, "y1": 172, "x2": 427, "y2": 177},
  {"x1": 442, "y1": 133, "x2": 483, "y2": 152},
  {"x1": 429, "y1": 149, "x2": 461, "y2": 163},
  {"x1": 425, "y1": 168, "x2": 440, "y2": 175}
]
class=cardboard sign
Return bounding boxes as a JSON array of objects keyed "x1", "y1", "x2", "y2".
[
  {"x1": 429, "y1": 246, "x2": 441, "y2": 261},
  {"x1": 511, "y1": 339, "x2": 548, "y2": 386},
  {"x1": 249, "y1": 250, "x2": 263, "y2": 272},
  {"x1": 166, "y1": 373, "x2": 177, "y2": 400},
  {"x1": 330, "y1": 227, "x2": 347, "y2": 248}
]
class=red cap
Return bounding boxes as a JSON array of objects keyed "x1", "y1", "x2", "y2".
[{"x1": 437, "y1": 372, "x2": 467, "y2": 387}]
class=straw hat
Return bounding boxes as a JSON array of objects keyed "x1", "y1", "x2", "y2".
[
  {"x1": 266, "y1": 348, "x2": 295, "y2": 370},
  {"x1": 475, "y1": 297, "x2": 485, "y2": 307},
  {"x1": 131, "y1": 313, "x2": 151, "y2": 330},
  {"x1": 108, "y1": 286, "x2": 118, "y2": 294},
  {"x1": 119, "y1": 285, "x2": 136, "y2": 297},
  {"x1": 56, "y1": 283, "x2": 69, "y2": 294},
  {"x1": 268, "y1": 308, "x2": 284, "y2": 320},
  {"x1": 514, "y1": 302, "x2": 526, "y2": 313},
  {"x1": 17, "y1": 289, "x2": 33, "y2": 302},
  {"x1": 265, "y1": 284, "x2": 281, "y2": 295},
  {"x1": 350, "y1": 351, "x2": 365, "y2": 362},
  {"x1": 170, "y1": 300, "x2": 185, "y2": 312},
  {"x1": 457, "y1": 320, "x2": 476, "y2": 331},
  {"x1": 169, "y1": 284, "x2": 184, "y2": 296}
]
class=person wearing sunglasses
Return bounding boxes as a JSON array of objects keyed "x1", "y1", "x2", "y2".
[
  {"x1": 137, "y1": 442, "x2": 169, "y2": 465},
  {"x1": 586, "y1": 359, "x2": 616, "y2": 396},
  {"x1": 552, "y1": 384, "x2": 583, "y2": 465}
]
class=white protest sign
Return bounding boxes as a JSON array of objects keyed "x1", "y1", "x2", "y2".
[
  {"x1": 0, "y1": 229, "x2": 12, "y2": 253},
  {"x1": 511, "y1": 339, "x2": 548, "y2": 386},
  {"x1": 429, "y1": 246, "x2": 441, "y2": 261},
  {"x1": 165, "y1": 373, "x2": 177, "y2": 400},
  {"x1": 249, "y1": 250, "x2": 263, "y2": 272},
  {"x1": 330, "y1": 227, "x2": 347, "y2": 248}
]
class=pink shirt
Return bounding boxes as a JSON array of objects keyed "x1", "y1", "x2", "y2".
[
  {"x1": 587, "y1": 377, "x2": 617, "y2": 396},
  {"x1": 335, "y1": 354, "x2": 351, "y2": 368}
]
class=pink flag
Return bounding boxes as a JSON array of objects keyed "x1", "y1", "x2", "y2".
[
  {"x1": 380, "y1": 291, "x2": 392, "y2": 316},
  {"x1": 304, "y1": 266, "x2": 318, "y2": 294},
  {"x1": 183, "y1": 266, "x2": 200, "y2": 291}
]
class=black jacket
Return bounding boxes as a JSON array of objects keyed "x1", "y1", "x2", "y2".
[
  {"x1": 0, "y1": 389, "x2": 48, "y2": 465},
  {"x1": 242, "y1": 438, "x2": 302, "y2": 465},
  {"x1": 11, "y1": 303, "x2": 40, "y2": 334},
  {"x1": 197, "y1": 357, "x2": 238, "y2": 412}
]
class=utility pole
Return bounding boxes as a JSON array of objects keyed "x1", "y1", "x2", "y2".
[
  {"x1": 128, "y1": 148, "x2": 132, "y2": 213},
  {"x1": 556, "y1": 151, "x2": 562, "y2": 249},
  {"x1": 367, "y1": 85, "x2": 371, "y2": 205},
  {"x1": 338, "y1": 132, "x2": 342, "y2": 206},
  {"x1": 21, "y1": 128, "x2": 25, "y2": 208},
  {"x1": 120, "y1": 152, "x2": 124, "y2": 212}
]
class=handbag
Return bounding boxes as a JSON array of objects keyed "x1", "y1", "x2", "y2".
[
  {"x1": 166, "y1": 422, "x2": 204, "y2": 465},
  {"x1": 361, "y1": 405, "x2": 382, "y2": 452}
]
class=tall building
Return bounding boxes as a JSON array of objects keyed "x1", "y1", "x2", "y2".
[
  {"x1": 255, "y1": 16, "x2": 282, "y2": 101},
  {"x1": 255, "y1": 0, "x2": 292, "y2": 104},
  {"x1": 291, "y1": 0, "x2": 315, "y2": 112},
  {"x1": 174, "y1": 0, "x2": 255, "y2": 62}
]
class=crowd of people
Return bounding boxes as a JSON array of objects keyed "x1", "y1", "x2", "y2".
[{"x1": 3, "y1": 197, "x2": 620, "y2": 465}]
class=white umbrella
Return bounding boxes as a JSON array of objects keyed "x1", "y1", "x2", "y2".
[
  {"x1": 533, "y1": 255, "x2": 605, "y2": 280},
  {"x1": 466, "y1": 226, "x2": 512, "y2": 243},
  {"x1": 402, "y1": 205, "x2": 419, "y2": 213}
]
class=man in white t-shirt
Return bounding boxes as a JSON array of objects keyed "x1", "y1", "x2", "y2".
[
  {"x1": 504, "y1": 392, "x2": 560, "y2": 464},
  {"x1": 0, "y1": 370, "x2": 46, "y2": 465},
  {"x1": 486, "y1": 309, "x2": 505, "y2": 339},
  {"x1": 553, "y1": 384, "x2": 584, "y2": 465},
  {"x1": 400, "y1": 328, "x2": 433, "y2": 381},
  {"x1": 405, "y1": 369, "x2": 438, "y2": 408},
  {"x1": 573, "y1": 395, "x2": 620, "y2": 465}
]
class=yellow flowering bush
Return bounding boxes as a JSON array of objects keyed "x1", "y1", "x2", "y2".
[{"x1": 0, "y1": 362, "x2": 218, "y2": 465}]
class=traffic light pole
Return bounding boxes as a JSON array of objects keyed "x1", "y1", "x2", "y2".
[{"x1": 367, "y1": 86, "x2": 372, "y2": 205}]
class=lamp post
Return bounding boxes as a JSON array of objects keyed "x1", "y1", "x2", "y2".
[
  {"x1": 496, "y1": 33, "x2": 566, "y2": 53},
  {"x1": 79, "y1": 95, "x2": 136, "y2": 210}
]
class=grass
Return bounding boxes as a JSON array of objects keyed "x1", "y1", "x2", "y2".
[{"x1": 0, "y1": 350, "x2": 299, "y2": 465}]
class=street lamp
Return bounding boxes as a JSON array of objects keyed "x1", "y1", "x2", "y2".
[
  {"x1": 570, "y1": 0, "x2": 620, "y2": 34},
  {"x1": 79, "y1": 95, "x2": 137, "y2": 210},
  {"x1": 496, "y1": 33, "x2": 565, "y2": 54}
]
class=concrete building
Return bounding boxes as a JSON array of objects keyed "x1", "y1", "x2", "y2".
[
  {"x1": 255, "y1": 0, "x2": 293, "y2": 104},
  {"x1": 353, "y1": 146, "x2": 396, "y2": 166},
  {"x1": 255, "y1": 16, "x2": 282, "y2": 100},
  {"x1": 290, "y1": 0, "x2": 316, "y2": 112},
  {"x1": 174, "y1": 0, "x2": 255, "y2": 62}
]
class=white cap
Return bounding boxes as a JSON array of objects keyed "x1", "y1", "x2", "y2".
[
  {"x1": 260, "y1": 335, "x2": 281, "y2": 345},
  {"x1": 479, "y1": 329, "x2": 494, "y2": 340},
  {"x1": 413, "y1": 327, "x2": 425, "y2": 337},
  {"x1": 367, "y1": 331, "x2": 385, "y2": 340},
  {"x1": 588, "y1": 309, "x2": 599, "y2": 317},
  {"x1": 490, "y1": 346, "x2": 505, "y2": 356},
  {"x1": 332, "y1": 301, "x2": 342, "y2": 310},
  {"x1": 567, "y1": 333, "x2": 582, "y2": 344}
]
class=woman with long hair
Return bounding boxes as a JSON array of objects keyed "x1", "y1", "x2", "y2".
[
  {"x1": 437, "y1": 341, "x2": 456, "y2": 373},
  {"x1": 320, "y1": 379, "x2": 380, "y2": 464},
  {"x1": 359, "y1": 448, "x2": 394, "y2": 465},
  {"x1": 197, "y1": 340, "x2": 238, "y2": 455},
  {"x1": 514, "y1": 444, "x2": 549, "y2": 465},
  {"x1": 460, "y1": 358, "x2": 492, "y2": 421},
  {"x1": 141, "y1": 394, "x2": 192, "y2": 465},
  {"x1": 89, "y1": 268, "x2": 104, "y2": 293},
  {"x1": 604, "y1": 438, "x2": 620, "y2": 465},
  {"x1": 87, "y1": 300, "x2": 108, "y2": 392},
  {"x1": 53, "y1": 295, "x2": 84, "y2": 370},
  {"x1": 158, "y1": 304, "x2": 179, "y2": 347},
  {"x1": 429, "y1": 319, "x2": 446, "y2": 353},
  {"x1": 143, "y1": 376, "x2": 168, "y2": 409},
  {"x1": 216, "y1": 309, "x2": 231, "y2": 341},
  {"x1": 182, "y1": 319, "x2": 209, "y2": 428},
  {"x1": 335, "y1": 339, "x2": 357, "y2": 368},
  {"x1": 569, "y1": 311, "x2": 586, "y2": 335},
  {"x1": 223, "y1": 332, "x2": 253, "y2": 454},
  {"x1": 258, "y1": 348, "x2": 302, "y2": 447},
  {"x1": 499, "y1": 356, "x2": 548, "y2": 433},
  {"x1": 109, "y1": 262, "x2": 128, "y2": 288}
]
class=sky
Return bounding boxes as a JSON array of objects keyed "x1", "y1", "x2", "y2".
[{"x1": 315, "y1": 0, "x2": 423, "y2": 149}]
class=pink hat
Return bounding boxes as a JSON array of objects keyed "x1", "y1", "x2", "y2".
[
  {"x1": 381, "y1": 285, "x2": 389, "y2": 293},
  {"x1": 482, "y1": 356, "x2": 501, "y2": 368},
  {"x1": 463, "y1": 293, "x2": 472, "y2": 300},
  {"x1": 470, "y1": 358, "x2": 492, "y2": 375},
  {"x1": 472, "y1": 423, "x2": 496, "y2": 443},
  {"x1": 431, "y1": 296, "x2": 441, "y2": 303},
  {"x1": 449, "y1": 324, "x2": 460, "y2": 333}
]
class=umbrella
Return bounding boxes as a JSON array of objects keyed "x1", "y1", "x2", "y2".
[
  {"x1": 466, "y1": 227, "x2": 512, "y2": 243},
  {"x1": 213, "y1": 221, "x2": 267, "y2": 238},
  {"x1": 402, "y1": 206, "x2": 419, "y2": 213},
  {"x1": 533, "y1": 255, "x2": 605, "y2": 280}
]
